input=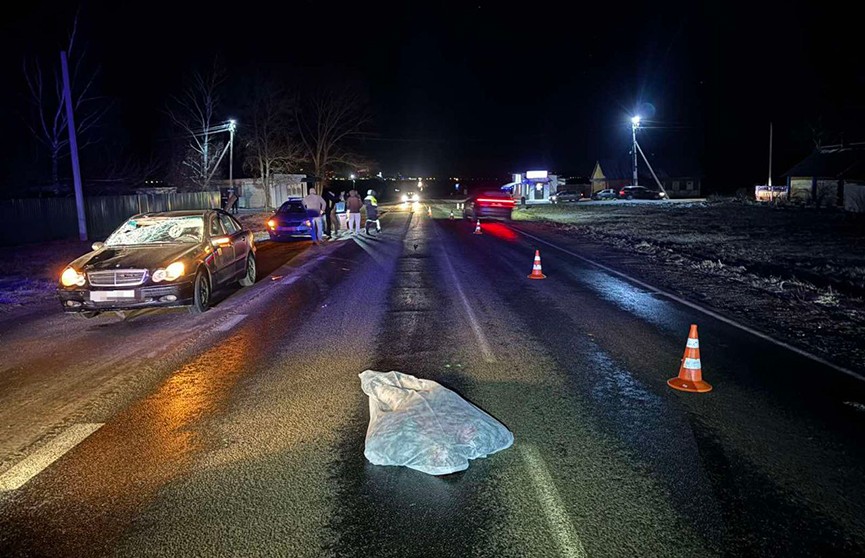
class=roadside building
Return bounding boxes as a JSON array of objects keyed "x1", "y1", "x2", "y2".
[
  {"x1": 507, "y1": 171, "x2": 561, "y2": 204},
  {"x1": 589, "y1": 159, "x2": 701, "y2": 198},
  {"x1": 213, "y1": 173, "x2": 308, "y2": 209},
  {"x1": 783, "y1": 144, "x2": 865, "y2": 210}
]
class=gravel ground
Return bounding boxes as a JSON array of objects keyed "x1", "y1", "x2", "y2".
[{"x1": 513, "y1": 200, "x2": 865, "y2": 373}]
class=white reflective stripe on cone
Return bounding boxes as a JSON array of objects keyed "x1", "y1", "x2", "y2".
[
  {"x1": 683, "y1": 358, "x2": 702, "y2": 369},
  {"x1": 686, "y1": 338, "x2": 700, "y2": 348}
]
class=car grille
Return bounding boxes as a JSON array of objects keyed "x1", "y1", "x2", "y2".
[{"x1": 88, "y1": 269, "x2": 148, "y2": 287}]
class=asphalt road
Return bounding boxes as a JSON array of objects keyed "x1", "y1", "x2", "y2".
[{"x1": 0, "y1": 203, "x2": 863, "y2": 557}]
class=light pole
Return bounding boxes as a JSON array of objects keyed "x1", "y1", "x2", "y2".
[
  {"x1": 350, "y1": 173, "x2": 356, "y2": 191},
  {"x1": 631, "y1": 115, "x2": 641, "y2": 186},
  {"x1": 228, "y1": 119, "x2": 237, "y2": 192}
]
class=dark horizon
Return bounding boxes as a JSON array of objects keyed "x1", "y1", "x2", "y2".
[{"x1": 1, "y1": 1, "x2": 862, "y2": 193}]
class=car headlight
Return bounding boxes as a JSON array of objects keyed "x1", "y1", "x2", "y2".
[
  {"x1": 401, "y1": 195, "x2": 408, "y2": 202},
  {"x1": 267, "y1": 219, "x2": 276, "y2": 229},
  {"x1": 153, "y1": 261, "x2": 185, "y2": 282},
  {"x1": 61, "y1": 267, "x2": 86, "y2": 287},
  {"x1": 304, "y1": 219, "x2": 311, "y2": 227}
]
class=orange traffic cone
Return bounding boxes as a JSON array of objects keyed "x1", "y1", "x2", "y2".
[
  {"x1": 473, "y1": 220, "x2": 482, "y2": 234},
  {"x1": 667, "y1": 324, "x2": 712, "y2": 393},
  {"x1": 528, "y1": 250, "x2": 546, "y2": 279}
]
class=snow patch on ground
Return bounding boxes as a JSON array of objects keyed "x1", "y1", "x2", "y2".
[{"x1": 514, "y1": 200, "x2": 865, "y2": 371}]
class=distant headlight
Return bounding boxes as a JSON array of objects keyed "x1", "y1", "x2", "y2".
[
  {"x1": 153, "y1": 261, "x2": 185, "y2": 282},
  {"x1": 61, "y1": 267, "x2": 86, "y2": 287},
  {"x1": 659, "y1": 192, "x2": 667, "y2": 197},
  {"x1": 401, "y1": 194, "x2": 408, "y2": 202}
]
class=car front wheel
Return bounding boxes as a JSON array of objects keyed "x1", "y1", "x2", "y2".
[
  {"x1": 239, "y1": 254, "x2": 256, "y2": 287},
  {"x1": 189, "y1": 269, "x2": 211, "y2": 314}
]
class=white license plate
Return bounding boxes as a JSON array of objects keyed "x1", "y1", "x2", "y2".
[{"x1": 90, "y1": 290, "x2": 135, "y2": 302}]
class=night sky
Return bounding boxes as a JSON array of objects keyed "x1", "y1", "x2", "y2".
[{"x1": 1, "y1": 1, "x2": 861, "y2": 192}]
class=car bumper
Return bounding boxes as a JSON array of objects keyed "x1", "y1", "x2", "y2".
[
  {"x1": 475, "y1": 207, "x2": 513, "y2": 219},
  {"x1": 268, "y1": 225, "x2": 312, "y2": 240},
  {"x1": 58, "y1": 281, "x2": 195, "y2": 312}
]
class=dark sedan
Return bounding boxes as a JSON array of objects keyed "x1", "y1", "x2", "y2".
[
  {"x1": 618, "y1": 185, "x2": 667, "y2": 200},
  {"x1": 462, "y1": 191, "x2": 516, "y2": 220},
  {"x1": 267, "y1": 199, "x2": 314, "y2": 240},
  {"x1": 57, "y1": 209, "x2": 256, "y2": 317}
]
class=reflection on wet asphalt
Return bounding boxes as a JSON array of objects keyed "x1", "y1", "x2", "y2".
[{"x1": 0, "y1": 208, "x2": 864, "y2": 556}]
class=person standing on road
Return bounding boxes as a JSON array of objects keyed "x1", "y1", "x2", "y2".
[
  {"x1": 225, "y1": 189, "x2": 239, "y2": 214},
  {"x1": 346, "y1": 189, "x2": 363, "y2": 235},
  {"x1": 323, "y1": 186, "x2": 340, "y2": 238},
  {"x1": 302, "y1": 186, "x2": 326, "y2": 243},
  {"x1": 364, "y1": 189, "x2": 381, "y2": 235}
]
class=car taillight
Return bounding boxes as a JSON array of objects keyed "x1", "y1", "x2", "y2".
[
  {"x1": 476, "y1": 198, "x2": 515, "y2": 206},
  {"x1": 619, "y1": 190, "x2": 625, "y2": 195}
]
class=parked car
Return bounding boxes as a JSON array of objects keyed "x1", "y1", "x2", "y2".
[
  {"x1": 592, "y1": 188, "x2": 618, "y2": 200},
  {"x1": 618, "y1": 185, "x2": 667, "y2": 200},
  {"x1": 267, "y1": 198, "x2": 314, "y2": 240},
  {"x1": 57, "y1": 209, "x2": 256, "y2": 317},
  {"x1": 462, "y1": 190, "x2": 516, "y2": 220},
  {"x1": 551, "y1": 190, "x2": 582, "y2": 203}
]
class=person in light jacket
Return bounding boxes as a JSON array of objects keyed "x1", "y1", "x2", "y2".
[
  {"x1": 302, "y1": 187, "x2": 327, "y2": 243},
  {"x1": 364, "y1": 189, "x2": 381, "y2": 235}
]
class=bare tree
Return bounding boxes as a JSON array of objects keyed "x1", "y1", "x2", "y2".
[
  {"x1": 166, "y1": 61, "x2": 231, "y2": 190},
  {"x1": 22, "y1": 14, "x2": 108, "y2": 189},
  {"x1": 244, "y1": 84, "x2": 304, "y2": 208},
  {"x1": 297, "y1": 89, "x2": 370, "y2": 193}
]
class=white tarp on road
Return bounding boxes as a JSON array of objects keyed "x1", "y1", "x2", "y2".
[{"x1": 360, "y1": 370, "x2": 514, "y2": 475}]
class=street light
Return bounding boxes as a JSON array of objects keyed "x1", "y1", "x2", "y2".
[
  {"x1": 630, "y1": 115, "x2": 641, "y2": 185},
  {"x1": 349, "y1": 173, "x2": 356, "y2": 190},
  {"x1": 228, "y1": 119, "x2": 237, "y2": 193}
]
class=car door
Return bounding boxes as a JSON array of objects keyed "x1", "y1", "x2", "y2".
[
  {"x1": 219, "y1": 213, "x2": 247, "y2": 277},
  {"x1": 208, "y1": 214, "x2": 235, "y2": 284}
]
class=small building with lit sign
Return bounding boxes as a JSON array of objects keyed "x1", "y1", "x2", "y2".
[{"x1": 505, "y1": 170, "x2": 560, "y2": 204}]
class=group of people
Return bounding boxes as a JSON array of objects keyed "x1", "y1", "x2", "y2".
[{"x1": 301, "y1": 186, "x2": 381, "y2": 243}]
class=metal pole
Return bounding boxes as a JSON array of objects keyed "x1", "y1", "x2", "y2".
[
  {"x1": 635, "y1": 140, "x2": 668, "y2": 196},
  {"x1": 60, "y1": 51, "x2": 87, "y2": 241},
  {"x1": 632, "y1": 122, "x2": 639, "y2": 186},
  {"x1": 768, "y1": 122, "x2": 773, "y2": 188},
  {"x1": 229, "y1": 124, "x2": 234, "y2": 188}
]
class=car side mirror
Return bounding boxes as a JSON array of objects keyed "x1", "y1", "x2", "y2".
[
  {"x1": 211, "y1": 236, "x2": 231, "y2": 247},
  {"x1": 91, "y1": 241, "x2": 104, "y2": 251}
]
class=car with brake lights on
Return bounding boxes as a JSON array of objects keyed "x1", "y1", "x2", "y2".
[
  {"x1": 267, "y1": 198, "x2": 314, "y2": 240},
  {"x1": 57, "y1": 209, "x2": 256, "y2": 317},
  {"x1": 617, "y1": 185, "x2": 667, "y2": 200},
  {"x1": 462, "y1": 190, "x2": 516, "y2": 220}
]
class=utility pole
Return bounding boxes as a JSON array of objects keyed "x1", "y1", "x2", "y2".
[
  {"x1": 60, "y1": 50, "x2": 87, "y2": 241},
  {"x1": 768, "y1": 122, "x2": 773, "y2": 187},
  {"x1": 228, "y1": 119, "x2": 236, "y2": 187},
  {"x1": 631, "y1": 116, "x2": 641, "y2": 186}
]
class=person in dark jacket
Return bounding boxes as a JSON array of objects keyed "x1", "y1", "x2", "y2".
[
  {"x1": 323, "y1": 187, "x2": 340, "y2": 238},
  {"x1": 346, "y1": 189, "x2": 363, "y2": 235},
  {"x1": 364, "y1": 189, "x2": 381, "y2": 234}
]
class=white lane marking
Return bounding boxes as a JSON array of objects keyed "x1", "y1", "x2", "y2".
[
  {"x1": 519, "y1": 444, "x2": 588, "y2": 558},
  {"x1": 436, "y1": 229, "x2": 497, "y2": 363},
  {"x1": 214, "y1": 313, "x2": 247, "y2": 332},
  {"x1": 514, "y1": 227, "x2": 865, "y2": 382},
  {"x1": 0, "y1": 423, "x2": 104, "y2": 491}
]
